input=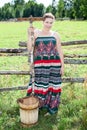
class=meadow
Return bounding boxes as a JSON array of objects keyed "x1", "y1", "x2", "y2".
[{"x1": 0, "y1": 20, "x2": 87, "y2": 130}]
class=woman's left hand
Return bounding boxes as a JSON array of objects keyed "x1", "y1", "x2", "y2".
[{"x1": 60, "y1": 66, "x2": 64, "y2": 76}]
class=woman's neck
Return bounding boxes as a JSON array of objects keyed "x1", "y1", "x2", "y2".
[{"x1": 42, "y1": 28, "x2": 51, "y2": 35}]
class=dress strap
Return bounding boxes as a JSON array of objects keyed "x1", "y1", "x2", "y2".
[{"x1": 50, "y1": 31, "x2": 56, "y2": 36}]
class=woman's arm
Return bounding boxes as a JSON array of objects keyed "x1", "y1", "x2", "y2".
[
  {"x1": 55, "y1": 32, "x2": 64, "y2": 76},
  {"x1": 27, "y1": 27, "x2": 39, "y2": 52},
  {"x1": 27, "y1": 27, "x2": 35, "y2": 52}
]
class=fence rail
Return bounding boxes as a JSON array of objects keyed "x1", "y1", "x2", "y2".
[
  {"x1": 0, "y1": 40, "x2": 87, "y2": 92},
  {"x1": 18, "y1": 40, "x2": 87, "y2": 47},
  {"x1": 0, "y1": 48, "x2": 27, "y2": 53},
  {"x1": 0, "y1": 77, "x2": 85, "y2": 92},
  {"x1": 0, "y1": 48, "x2": 87, "y2": 59}
]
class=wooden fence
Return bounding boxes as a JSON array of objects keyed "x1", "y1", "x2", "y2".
[{"x1": 0, "y1": 40, "x2": 87, "y2": 92}]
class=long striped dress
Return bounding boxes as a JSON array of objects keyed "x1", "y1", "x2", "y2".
[{"x1": 27, "y1": 36, "x2": 62, "y2": 114}]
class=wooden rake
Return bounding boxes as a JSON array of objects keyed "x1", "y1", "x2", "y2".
[
  {"x1": 17, "y1": 16, "x2": 44, "y2": 127},
  {"x1": 17, "y1": 16, "x2": 43, "y2": 94}
]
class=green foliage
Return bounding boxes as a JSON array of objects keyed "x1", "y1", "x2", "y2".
[
  {"x1": 0, "y1": 0, "x2": 87, "y2": 20},
  {"x1": 14, "y1": 0, "x2": 25, "y2": 8},
  {"x1": 14, "y1": 4, "x2": 24, "y2": 18},
  {"x1": 72, "y1": 0, "x2": 87, "y2": 19},
  {"x1": 56, "y1": 0, "x2": 87, "y2": 19},
  {"x1": 57, "y1": 0, "x2": 65, "y2": 18},
  {"x1": 1, "y1": 3, "x2": 14, "y2": 20},
  {"x1": 0, "y1": 0, "x2": 45, "y2": 20}
]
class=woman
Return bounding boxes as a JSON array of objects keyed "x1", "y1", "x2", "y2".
[{"x1": 27, "y1": 13, "x2": 64, "y2": 115}]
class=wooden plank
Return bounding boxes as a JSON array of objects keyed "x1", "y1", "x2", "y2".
[
  {"x1": 0, "y1": 48, "x2": 27, "y2": 53},
  {"x1": 62, "y1": 40, "x2": 87, "y2": 46},
  {"x1": 0, "y1": 78, "x2": 85, "y2": 92},
  {"x1": 0, "y1": 53, "x2": 27, "y2": 56},
  {"x1": 0, "y1": 53, "x2": 87, "y2": 58},
  {"x1": 64, "y1": 54, "x2": 87, "y2": 58},
  {"x1": 0, "y1": 86, "x2": 27, "y2": 92},
  {"x1": 17, "y1": 17, "x2": 43, "y2": 21},
  {"x1": 64, "y1": 59, "x2": 87, "y2": 64},
  {"x1": 62, "y1": 77, "x2": 85, "y2": 83},
  {"x1": 0, "y1": 56, "x2": 87, "y2": 75},
  {"x1": 19, "y1": 40, "x2": 87, "y2": 47},
  {"x1": 0, "y1": 70, "x2": 31, "y2": 75}
]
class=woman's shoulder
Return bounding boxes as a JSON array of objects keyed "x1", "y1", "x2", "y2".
[
  {"x1": 34, "y1": 29, "x2": 41, "y2": 38},
  {"x1": 51, "y1": 31, "x2": 61, "y2": 39}
]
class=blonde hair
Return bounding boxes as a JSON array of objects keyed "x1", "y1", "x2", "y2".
[{"x1": 43, "y1": 13, "x2": 55, "y2": 21}]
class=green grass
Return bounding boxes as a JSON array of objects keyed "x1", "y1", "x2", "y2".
[
  {"x1": 0, "y1": 20, "x2": 87, "y2": 48},
  {"x1": 0, "y1": 21, "x2": 87, "y2": 130},
  {"x1": 54, "y1": 20, "x2": 87, "y2": 41}
]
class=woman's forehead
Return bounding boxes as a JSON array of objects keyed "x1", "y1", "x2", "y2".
[{"x1": 44, "y1": 17, "x2": 54, "y2": 22}]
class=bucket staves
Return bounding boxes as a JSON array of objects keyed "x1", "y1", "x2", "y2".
[{"x1": 17, "y1": 96, "x2": 39, "y2": 127}]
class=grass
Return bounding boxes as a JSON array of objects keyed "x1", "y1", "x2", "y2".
[{"x1": 0, "y1": 20, "x2": 87, "y2": 130}]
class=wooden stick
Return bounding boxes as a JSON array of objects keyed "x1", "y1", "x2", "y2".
[
  {"x1": 17, "y1": 17, "x2": 43, "y2": 22},
  {"x1": 28, "y1": 16, "x2": 35, "y2": 94}
]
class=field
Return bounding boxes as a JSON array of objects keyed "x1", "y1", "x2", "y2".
[{"x1": 0, "y1": 20, "x2": 87, "y2": 130}]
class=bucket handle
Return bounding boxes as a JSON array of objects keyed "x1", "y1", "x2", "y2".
[{"x1": 17, "y1": 98, "x2": 23, "y2": 104}]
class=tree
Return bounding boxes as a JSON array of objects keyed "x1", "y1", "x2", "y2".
[
  {"x1": 46, "y1": 0, "x2": 57, "y2": 17},
  {"x1": 73, "y1": 0, "x2": 87, "y2": 19},
  {"x1": 0, "y1": 8, "x2": 2, "y2": 20},
  {"x1": 23, "y1": 1, "x2": 44, "y2": 17},
  {"x1": 63, "y1": 0, "x2": 74, "y2": 19},
  {"x1": 52, "y1": 0, "x2": 56, "y2": 7},
  {"x1": 1, "y1": 3, "x2": 14, "y2": 20},
  {"x1": 14, "y1": 0, "x2": 25, "y2": 8},
  {"x1": 5, "y1": 7, "x2": 13, "y2": 19},
  {"x1": 46, "y1": 5, "x2": 53, "y2": 13},
  {"x1": 80, "y1": 0, "x2": 87, "y2": 19},
  {"x1": 23, "y1": 1, "x2": 36, "y2": 17},
  {"x1": 57, "y1": 0, "x2": 65, "y2": 18},
  {"x1": 15, "y1": 5, "x2": 23, "y2": 18},
  {"x1": 35, "y1": 3, "x2": 44, "y2": 16}
]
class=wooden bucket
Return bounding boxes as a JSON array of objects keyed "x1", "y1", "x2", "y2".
[{"x1": 17, "y1": 96, "x2": 39, "y2": 127}]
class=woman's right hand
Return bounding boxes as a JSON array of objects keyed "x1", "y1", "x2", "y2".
[{"x1": 28, "y1": 26, "x2": 35, "y2": 36}]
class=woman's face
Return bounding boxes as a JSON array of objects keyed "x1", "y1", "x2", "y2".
[{"x1": 43, "y1": 18, "x2": 54, "y2": 30}]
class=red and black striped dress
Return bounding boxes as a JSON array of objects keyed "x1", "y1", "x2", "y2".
[{"x1": 27, "y1": 36, "x2": 62, "y2": 114}]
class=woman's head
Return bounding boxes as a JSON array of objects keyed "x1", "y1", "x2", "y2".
[
  {"x1": 42, "y1": 13, "x2": 55, "y2": 30},
  {"x1": 43, "y1": 13, "x2": 55, "y2": 21}
]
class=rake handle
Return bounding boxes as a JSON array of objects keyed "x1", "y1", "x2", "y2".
[{"x1": 29, "y1": 17, "x2": 35, "y2": 94}]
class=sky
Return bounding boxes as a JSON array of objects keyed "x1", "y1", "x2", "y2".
[{"x1": 0, "y1": 0, "x2": 53, "y2": 7}]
